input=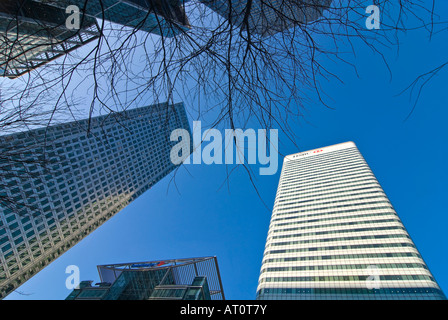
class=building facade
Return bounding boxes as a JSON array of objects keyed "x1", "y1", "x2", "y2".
[
  {"x1": 199, "y1": 0, "x2": 331, "y2": 36},
  {"x1": 0, "y1": 0, "x2": 100, "y2": 78},
  {"x1": 257, "y1": 141, "x2": 446, "y2": 300},
  {"x1": 0, "y1": 102, "x2": 192, "y2": 299},
  {"x1": 1, "y1": 0, "x2": 190, "y2": 78},
  {"x1": 66, "y1": 256, "x2": 225, "y2": 300},
  {"x1": 36, "y1": 0, "x2": 190, "y2": 36}
]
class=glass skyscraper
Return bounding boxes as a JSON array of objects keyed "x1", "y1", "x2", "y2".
[
  {"x1": 0, "y1": 102, "x2": 192, "y2": 299},
  {"x1": 1, "y1": 0, "x2": 190, "y2": 78},
  {"x1": 257, "y1": 141, "x2": 446, "y2": 300},
  {"x1": 35, "y1": 0, "x2": 190, "y2": 36},
  {"x1": 199, "y1": 0, "x2": 331, "y2": 36},
  {"x1": 0, "y1": 0, "x2": 101, "y2": 78},
  {"x1": 65, "y1": 256, "x2": 225, "y2": 300}
]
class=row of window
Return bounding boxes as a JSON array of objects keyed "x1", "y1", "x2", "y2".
[
  {"x1": 274, "y1": 202, "x2": 395, "y2": 223},
  {"x1": 260, "y1": 274, "x2": 434, "y2": 283},
  {"x1": 265, "y1": 242, "x2": 416, "y2": 256},
  {"x1": 257, "y1": 287, "x2": 445, "y2": 298},
  {"x1": 275, "y1": 180, "x2": 381, "y2": 202},
  {"x1": 272, "y1": 211, "x2": 397, "y2": 229},
  {"x1": 275, "y1": 183, "x2": 382, "y2": 203},
  {"x1": 283, "y1": 148, "x2": 359, "y2": 171},
  {"x1": 282, "y1": 151, "x2": 362, "y2": 174},
  {"x1": 263, "y1": 252, "x2": 422, "y2": 264},
  {"x1": 276, "y1": 188, "x2": 384, "y2": 206},
  {"x1": 281, "y1": 159, "x2": 368, "y2": 183},
  {"x1": 269, "y1": 225, "x2": 406, "y2": 241},
  {"x1": 278, "y1": 171, "x2": 377, "y2": 194},
  {"x1": 273, "y1": 187, "x2": 382, "y2": 220},
  {"x1": 271, "y1": 217, "x2": 401, "y2": 234},
  {"x1": 272, "y1": 205, "x2": 395, "y2": 222},
  {"x1": 275, "y1": 193, "x2": 387, "y2": 212},
  {"x1": 281, "y1": 164, "x2": 369, "y2": 183},
  {"x1": 260, "y1": 262, "x2": 429, "y2": 274},
  {"x1": 267, "y1": 233, "x2": 411, "y2": 248}
]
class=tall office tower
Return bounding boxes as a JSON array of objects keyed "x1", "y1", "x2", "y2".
[
  {"x1": 66, "y1": 256, "x2": 225, "y2": 300},
  {"x1": 35, "y1": 0, "x2": 191, "y2": 37},
  {"x1": 0, "y1": 102, "x2": 192, "y2": 299},
  {"x1": 0, "y1": 0, "x2": 100, "y2": 78},
  {"x1": 199, "y1": 0, "x2": 331, "y2": 36},
  {"x1": 257, "y1": 141, "x2": 446, "y2": 300}
]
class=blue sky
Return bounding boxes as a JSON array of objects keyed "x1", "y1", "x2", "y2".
[{"x1": 4, "y1": 1, "x2": 448, "y2": 300}]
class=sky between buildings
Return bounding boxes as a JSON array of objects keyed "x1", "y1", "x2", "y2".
[{"x1": 4, "y1": 1, "x2": 448, "y2": 300}]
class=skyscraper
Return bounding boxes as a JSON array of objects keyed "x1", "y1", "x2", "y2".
[
  {"x1": 199, "y1": 0, "x2": 331, "y2": 36},
  {"x1": 0, "y1": 102, "x2": 192, "y2": 299},
  {"x1": 257, "y1": 141, "x2": 446, "y2": 300},
  {"x1": 65, "y1": 256, "x2": 225, "y2": 300},
  {"x1": 35, "y1": 0, "x2": 191, "y2": 36},
  {"x1": 0, "y1": 0, "x2": 101, "y2": 78},
  {"x1": 1, "y1": 0, "x2": 190, "y2": 78}
]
